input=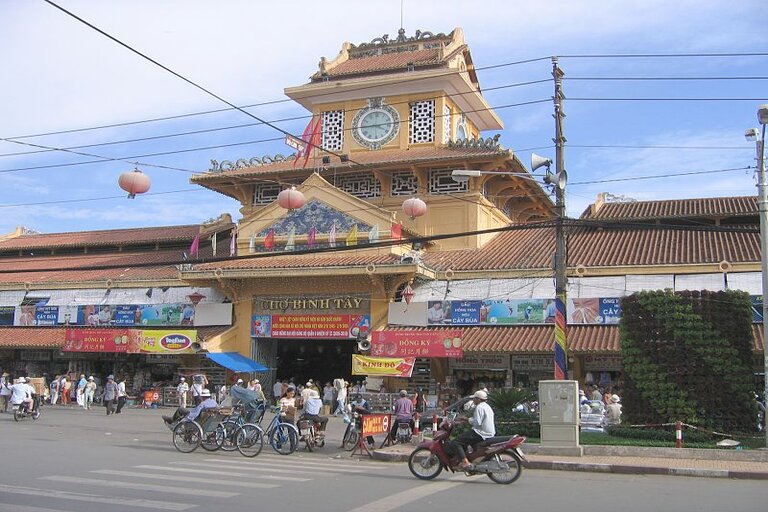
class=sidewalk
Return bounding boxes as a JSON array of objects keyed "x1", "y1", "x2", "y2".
[{"x1": 370, "y1": 441, "x2": 768, "y2": 480}]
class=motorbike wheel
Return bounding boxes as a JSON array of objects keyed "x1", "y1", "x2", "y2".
[
  {"x1": 236, "y1": 424, "x2": 264, "y2": 458},
  {"x1": 172, "y1": 421, "x2": 202, "y2": 453},
  {"x1": 342, "y1": 426, "x2": 359, "y2": 451},
  {"x1": 200, "y1": 424, "x2": 225, "y2": 451},
  {"x1": 269, "y1": 424, "x2": 298, "y2": 455},
  {"x1": 219, "y1": 420, "x2": 239, "y2": 452},
  {"x1": 408, "y1": 447, "x2": 443, "y2": 480},
  {"x1": 486, "y1": 450, "x2": 523, "y2": 484}
]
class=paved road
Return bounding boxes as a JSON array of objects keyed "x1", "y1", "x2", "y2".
[{"x1": 0, "y1": 406, "x2": 764, "y2": 512}]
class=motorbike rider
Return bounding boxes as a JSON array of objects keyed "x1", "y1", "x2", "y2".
[
  {"x1": 299, "y1": 389, "x2": 328, "y2": 436},
  {"x1": 10, "y1": 377, "x2": 35, "y2": 414},
  {"x1": 452, "y1": 389, "x2": 495, "y2": 470},
  {"x1": 390, "y1": 389, "x2": 415, "y2": 442}
]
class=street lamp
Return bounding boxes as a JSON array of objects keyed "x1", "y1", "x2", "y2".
[{"x1": 746, "y1": 103, "x2": 768, "y2": 447}]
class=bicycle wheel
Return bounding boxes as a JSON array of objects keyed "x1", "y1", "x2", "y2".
[
  {"x1": 342, "y1": 426, "x2": 359, "y2": 451},
  {"x1": 201, "y1": 423, "x2": 225, "y2": 451},
  {"x1": 219, "y1": 420, "x2": 240, "y2": 452},
  {"x1": 236, "y1": 423, "x2": 264, "y2": 458},
  {"x1": 269, "y1": 423, "x2": 298, "y2": 455},
  {"x1": 172, "y1": 421, "x2": 202, "y2": 453}
]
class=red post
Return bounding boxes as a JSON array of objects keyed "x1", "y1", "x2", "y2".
[{"x1": 675, "y1": 421, "x2": 683, "y2": 448}]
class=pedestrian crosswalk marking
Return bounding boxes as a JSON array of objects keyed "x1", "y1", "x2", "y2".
[
  {"x1": 38, "y1": 475, "x2": 240, "y2": 498},
  {"x1": 134, "y1": 464, "x2": 311, "y2": 482},
  {"x1": 0, "y1": 484, "x2": 194, "y2": 511},
  {"x1": 92, "y1": 469, "x2": 279, "y2": 489}
]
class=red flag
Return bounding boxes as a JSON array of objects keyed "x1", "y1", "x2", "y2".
[
  {"x1": 189, "y1": 234, "x2": 201, "y2": 257},
  {"x1": 293, "y1": 117, "x2": 316, "y2": 167},
  {"x1": 390, "y1": 223, "x2": 402, "y2": 241},
  {"x1": 264, "y1": 229, "x2": 275, "y2": 250},
  {"x1": 301, "y1": 117, "x2": 323, "y2": 168}
]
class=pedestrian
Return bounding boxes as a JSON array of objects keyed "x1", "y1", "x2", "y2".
[
  {"x1": 115, "y1": 376, "x2": 127, "y2": 414},
  {"x1": 84, "y1": 376, "x2": 97, "y2": 410},
  {"x1": 272, "y1": 379, "x2": 283, "y2": 405},
  {"x1": 76, "y1": 374, "x2": 87, "y2": 408},
  {"x1": 103, "y1": 375, "x2": 119, "y2": 415},
  {"x1": 0, "y1": 372, "x2": 11, "y2": 413},
  {"x1": 176, "y1": 377, "x2": 189, "y2": 408},
  {"x1": 49, "y1": 374, "x2": 60, "y2": 405}
]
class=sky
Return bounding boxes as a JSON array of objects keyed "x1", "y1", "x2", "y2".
[{"x1": 1, "y1": 0, "x2": 767, "y2": 235}]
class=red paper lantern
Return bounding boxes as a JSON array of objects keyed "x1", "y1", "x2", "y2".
[
  {"x1": 118, "y1": 169, "x2": 151, "y2": 199},
  {"x1": 277, "y1": 186, "x2": 306, "y2": 210},
  {"x1": 401, "y1": 283, "x2": 415, "y2": 304},
  {"x1": 402, "y1": 197, "x2": 427, "y2": 219}
]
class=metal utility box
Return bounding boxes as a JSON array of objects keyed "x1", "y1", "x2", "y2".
[{"x1": 538, "y1": 380, "x2": 583, "y2": 455}]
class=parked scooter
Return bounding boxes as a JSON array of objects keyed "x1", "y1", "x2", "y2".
[
  {"x1": 12, "y1": 395, "x2": 41, "y2": 422},
  {"x1": 407, "y1": 420, "x2": 526, "y2": 484}
]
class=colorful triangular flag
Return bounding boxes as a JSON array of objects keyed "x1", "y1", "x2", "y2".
[
  {"x1": 328, "y1": 224, "x2": 337, "y2": 248},
  {"x1": 189, "y1": 233, "x2": 201, "y2": 257},
  {"x1": 211, "y1": 232, "x2": 218, "y2": 256},
  {"x1": 249, "y1": 233, "x2": 256, "y2": 254},
  {"x1": 368, "y1": 224, "x2": 380, "y2": 244},
  {"x1": 264, "y1": 229, "x2": 275, "y2": 251},
  {"x1": 346, "y1": 224, "x2": 358, "y2": 247},
  {"x1": 285, "y1": 226, "x2": 296, "y2": 251},
  {"x1": 390, "y1": 223, "x2": 402, "y2": 241},
  {"x1": 307, "y1": 226, "x2": 317, "y2": 249}
]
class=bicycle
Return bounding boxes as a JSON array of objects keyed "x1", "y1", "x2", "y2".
[{"x1": 262, "y1": 406, "x2": 299, "y2": 455}]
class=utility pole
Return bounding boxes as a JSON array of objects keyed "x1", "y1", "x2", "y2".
[{"x1": 552, "y1": 57, "x2": 568, "y2": 380}]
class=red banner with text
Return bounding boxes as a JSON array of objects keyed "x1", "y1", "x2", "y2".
[{"x1": 370, "y1": 330, "x2": 463, "y2": 358}]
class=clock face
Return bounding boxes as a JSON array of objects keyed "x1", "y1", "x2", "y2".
[{"x1": 359, "y1": 109, "x2": 395, "y2": 142}]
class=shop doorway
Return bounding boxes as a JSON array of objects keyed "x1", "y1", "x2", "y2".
[{"x1": 275, "y1": 339, "x2": 356, "y2": 385}]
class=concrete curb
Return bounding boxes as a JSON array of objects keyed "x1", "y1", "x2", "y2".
[{"x1": 370, "y1": 447, "x2": 768, "y2": 480}]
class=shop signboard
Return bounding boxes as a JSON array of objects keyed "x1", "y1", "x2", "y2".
[
  {"x1": 361, "y1": 414, "x2": 391, "y2": 436},
  {"x1": 449, "y1": 353, "x2": 510, "y2": 370},
  {"x1": 351, "y1": 355, "x2": 415, "y2": 377},
  {"x1": 63, "y1": 328, "x2": 197, "y2": 353},
  {"x1": 370, "y1": 330, "x2": 463, "y2": 358},
  {"x1": 511, "y1": 355, "x2": 553, "y2": 371},
  {"x1": 252, "y1": 296, "x2": 371, "y2": 339},
  {"x1": 582, "y1": 354, "x2": 623, "y2": 371}
]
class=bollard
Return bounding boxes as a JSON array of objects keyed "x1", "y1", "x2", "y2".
[{"x1": 675, "y1": 421, "x2": 682, "y2": 448}]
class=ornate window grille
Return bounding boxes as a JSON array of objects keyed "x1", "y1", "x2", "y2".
[
  {"x1": 322, "y1": 110, "x2": 344, "y2": 151},
  {"x1": 391, "y1": 171, "x2": 419, "y2": 196},
  {"x1": 409, "y1": 100, "x2": 435, "y2": 144},
  {"x1": 336, "y1": 172, "x2": 381, "y2": 199},
  {"x1": 428, "y1": 169, "x2": 468, "y2": 194},
  {"x1": 253, "y1": 183, "x2": 281, "y2": 205},
  {"x1": 442, "y1": 105, "x2": 452, "y2": 143}
]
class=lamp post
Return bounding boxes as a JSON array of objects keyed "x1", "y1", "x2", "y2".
[{"x1": 747, "y1": 104, "x2": 768, "y2": 447}]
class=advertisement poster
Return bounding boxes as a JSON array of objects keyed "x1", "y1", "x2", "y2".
[
  {"x1": 351, "y1": 355, "x2": 416, "y2": 377},
  {"x1": 361, "y1": 414, "x2": 391, "y2": 436},
  {"x1": 370, "y1": 330, "x2": 463, "y2": 358},
  {"x1": 63, "y1": 328, "x2": 197, "y2": 353},
  {"x1": 253, "y1": 314, "x2": 370, "y2": 339}
]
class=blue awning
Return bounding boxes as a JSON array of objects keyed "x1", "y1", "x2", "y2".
[{"x1": 205, "y1": 352, "x2": 268, "y2": 372}]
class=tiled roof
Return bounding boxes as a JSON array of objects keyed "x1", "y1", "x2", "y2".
[
  {"x1": 421, "y1": 224, "x2": 760, "y2": 270},
  {"x1": 383, "y1": 325, "x2": 619, "y2": 353},
  {"x1": 325, "y1": 48, "x2": 444, "y2": 78},
  {"x1": 193, "y1": 252, "x2": 403, "y2": 271},
  {"x1": 0, "y1": 327, "x2": 66, "y2": 348},
  {"x1": 192, "y1": 146, "x2": 509, "y2": 182},
  {"x1": 0, "y1": 224, "x2": 203, "y2": 251},
  {"x1": 581, "y1": 196, "x2": 757, "y2": 220}
]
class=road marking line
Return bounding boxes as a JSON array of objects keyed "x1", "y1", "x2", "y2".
[
  {"x1": 0, "y1": 484, "x2": 193, "y2": 511},
  {"x1": 38, "y1": 475, "x2": 239, "y2": 498},
  {"x1": 134, "y1": 465, "x2": 309, "y2": 482},
  {"x1": 343, "y1": 479, "x2": 464, "y2": 512},
  {"x1": 92, "y1": 469, "x2": 278, "y2": 489}
]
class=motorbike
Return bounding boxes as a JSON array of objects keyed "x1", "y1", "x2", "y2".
[
  {"x1": 297, "y1": 417, "x2": 325, "y2": 452},
  {"x1": 12, "y1": 396, "x2": 41, "y2": 422},
  {"x1": 407, "y1": 420, "x2": 526, "y2": 485}
]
